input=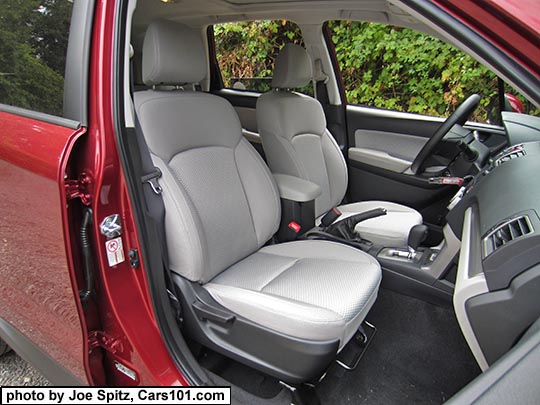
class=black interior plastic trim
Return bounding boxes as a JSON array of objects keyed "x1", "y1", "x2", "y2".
[
  {"x1": 380, "y1": 267, "x2": 453, "y2": 307},
  {"x1": 466, "y1": 264, "x2": 540, "y2": 366},
  {"x1": 349, "y1": 159, "x2": 448, "y2": 190},
  {"x1": 206, "y1": 26, "x2": 224, "y2": 91},
  {"x1": 483, "y1": 210, "x2": 540, "y2": 291},
  {"x1": 192, "y1": 300, "x2": 236, "y2": 324},
  {"x1": 321, "y1": 21, "x2": 346, "y2": 106}
]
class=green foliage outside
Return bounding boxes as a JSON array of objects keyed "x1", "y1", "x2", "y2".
[
  {"x1": 0, "y1": 0, "x2": 72, "y2": 117},
  {"x1": 329, "y1": 21, "x2": 500, "y2": 121},
  {"x1": 215, "y1": 20, "x2": 539, "y2": 122},
  {"x1": 214, "y1": 20, "x2": 312, "y2": 94}
]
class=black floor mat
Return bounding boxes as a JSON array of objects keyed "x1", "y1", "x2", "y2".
[
  {"x1": 198, "y1": 348, "x2": 283, "y2": 399},
  {"x1": 316, "y1": 289, "x2": 480, "y2": 404}
]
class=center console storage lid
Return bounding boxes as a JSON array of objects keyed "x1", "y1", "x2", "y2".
[{"x1": 273, "y1": 173, "x2": 321, "y2": 202}]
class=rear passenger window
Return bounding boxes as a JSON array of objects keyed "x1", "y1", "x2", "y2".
[
  {"x1": 0, "y1": 0, "x2": 73, "y2": 117},
  {"x1": 213, "y1": 20, "x2": 313, "y2": 95}
]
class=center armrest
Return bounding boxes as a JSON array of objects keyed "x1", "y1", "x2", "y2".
[{"x1": 273, "y1": 174, "x2": 321, "y2": 202}]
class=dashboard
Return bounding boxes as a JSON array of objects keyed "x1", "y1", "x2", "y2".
[{"x1": 448, "y1": 113, "x2": 540, "y2": 371}]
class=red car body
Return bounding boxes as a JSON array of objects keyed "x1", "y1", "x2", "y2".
[
  {"x1": 0, "y1": 0, "x2": 538, "y2": 390},
  {"x1": 0, "y1": 0, "x2": 186, "y2": 386}
]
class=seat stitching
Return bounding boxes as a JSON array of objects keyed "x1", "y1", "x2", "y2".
[
  {"x1": 257, "y1": 258, "x2": 299, "y2": 292},
  {"x1": 237, "y1": 139, "x2": 281, "y2": 240},
  {"x1": 261, "y1": 242, "x2": 379, "y2": 266},
  {"x1": 232, "y1": 146, "x2": 259, "y2": 244}
]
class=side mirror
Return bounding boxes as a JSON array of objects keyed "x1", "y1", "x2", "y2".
[{"x1": 504, "y1": 93, "x2": 524, "y2": 113}]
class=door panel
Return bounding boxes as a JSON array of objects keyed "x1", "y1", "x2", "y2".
[
  {"x1": 346, "y1": 105, "x2": 507, "y2": 205},
  {"x1": 0, "y1": 111, "x2": 88, "y2": 383},
  {"x1": 354, "y1": 129, "x2": 428, "y2": 162},
  {"x1": 346, "y1": 105, "x2": 452, "y2": 214}
]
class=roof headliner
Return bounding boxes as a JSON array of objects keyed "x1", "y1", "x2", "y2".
[
  {"x1": 130, "y1": 0, "x2": 437, "y2": 106},
  {"x1": 132, "y1": 0, "x2": 434, "y2": 44}
]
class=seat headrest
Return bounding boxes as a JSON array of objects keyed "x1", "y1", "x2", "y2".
[
  {"x1": 142, "y1": 20, "x2": 206, "y2": 86},
  {"x1": 271, "y1": 43, "x2": 312, "y2": 89}
]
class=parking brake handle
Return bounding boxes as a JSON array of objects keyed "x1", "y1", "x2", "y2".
[{"x1": 325, "y1": 208, "x2": 388, "y2": 240}]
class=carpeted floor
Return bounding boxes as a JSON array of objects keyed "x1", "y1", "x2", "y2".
[{"x1": 316, "y1": 288, "x2": 480, "y2": 404}]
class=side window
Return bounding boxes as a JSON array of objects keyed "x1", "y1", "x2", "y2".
[
  {"x1": 213, "y1": 20, "x2": 313, "y2": 95},
  {"x1": 0, "y1": 0, "x2": 73, "y2": 117},
  {"x1": 327, "y1": 21, "x2": 539, "y2": 123}
]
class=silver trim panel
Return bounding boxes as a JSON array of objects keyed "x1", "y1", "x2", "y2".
[
  {"x1": 242, "y1": 128, "x2": 262, "y2": 144},
  {"x1": 420, "y1": 224, "x2": 460, "y2": 278},
  {"x1": 348, "y1": 147, "x2": 411, "y2": 173},
  {"x1": 453, "y1": 207, "x2": 489, "y2": 371}
]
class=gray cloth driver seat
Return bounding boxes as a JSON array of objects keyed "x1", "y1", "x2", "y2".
[
  {"x1": 134, "y1": 21, "x2": 381, "y2": 383},
  {"x1": 257, "y1": 43, "x2": 422, "y2": 247}
]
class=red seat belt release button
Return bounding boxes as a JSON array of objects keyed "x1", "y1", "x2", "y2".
[{"x1": 288, "y1": 221, "x2": 302, "y2": 233}]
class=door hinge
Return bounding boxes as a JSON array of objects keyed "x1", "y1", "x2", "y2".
[
  {"x1": 65, "y1": 172, "x2": 93, "y2": 205},
  {"x1": 88, "y1": 331, "x2": 123, "y2": 354}
]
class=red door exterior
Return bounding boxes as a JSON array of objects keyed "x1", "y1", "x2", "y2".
[
  {"x1": 0, "y1": 112, "x2": 89, "y2": 383},
  {"x1": 435, "y1": 0, "x2": 540, "y2": 77}
]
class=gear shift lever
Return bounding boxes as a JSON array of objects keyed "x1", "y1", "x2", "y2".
[{"x1": 407, "y1": 224, "x2": 429, "y2": 258}]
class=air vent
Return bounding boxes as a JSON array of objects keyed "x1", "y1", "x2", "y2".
[
  {"x1": 483, "y1": 215, "x2": 533, "y2": 257},
  {"x1": 495, "y1": 145, "x2": 526, "y2": 166}
]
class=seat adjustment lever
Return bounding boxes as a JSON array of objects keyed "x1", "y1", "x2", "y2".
[{"x1": 192, "y1": 300, "x2": 235, "y2": 324}]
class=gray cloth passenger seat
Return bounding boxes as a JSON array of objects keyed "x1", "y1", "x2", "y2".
[
  {"x1": 133, "y1": 20, "x2": 381, "y2": 382},
  {"x1": 257, "y1": 43, "x2": 423, "y2": 247}
]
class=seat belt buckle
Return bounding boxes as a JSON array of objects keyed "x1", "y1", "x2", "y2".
[
  {"x1": 320, "y1": 207, "x2": 342, "y2": 227},
  {"x1": 142, "y1": 167, "x2": 163, "y2": 194}
]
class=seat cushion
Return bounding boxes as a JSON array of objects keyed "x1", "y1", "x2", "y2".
[
  {"x1": 330, "y1": 201, "x2": 422, "y2": 247},
  {"x1": 204, "y1": 240, "x2": 381, "y2": 349}
]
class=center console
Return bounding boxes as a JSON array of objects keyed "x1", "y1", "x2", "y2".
[
  {"x1": 272, "y1": 174, "x2": 320, "y2": 241},
  {"x1": 376, "y1": 223, "x2": 459, "y2": 305}
]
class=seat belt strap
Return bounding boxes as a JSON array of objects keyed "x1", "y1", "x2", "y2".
[{"x1": 133, "y1": 113, "x2": 182, "y2": 324}]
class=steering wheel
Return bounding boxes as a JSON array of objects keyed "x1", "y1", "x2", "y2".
[{"x1": 410, "y1": 94, "x2": 481, "y2": 174}]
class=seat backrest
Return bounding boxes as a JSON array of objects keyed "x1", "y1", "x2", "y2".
[
  {"x1": 134, "y1": 21, "x2": 280, "y2": 283},
  {"x1": 256, "y1": 44, "x2": 348, "y2": 217}
]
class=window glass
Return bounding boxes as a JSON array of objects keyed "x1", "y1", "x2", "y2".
[
  {"x1": 328, "y1": 21, "x2": 539, "y2": 122},
  {"x1": 214, "y1": 20, "x2": 313, "y2": 95},
  {"x1": 0, "y1": 0, "x2": 73, "y2": 117}
]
